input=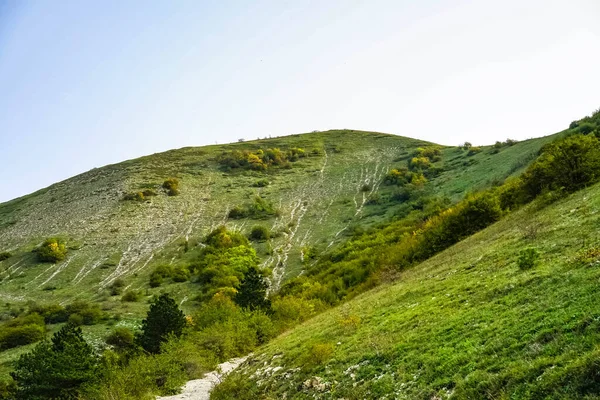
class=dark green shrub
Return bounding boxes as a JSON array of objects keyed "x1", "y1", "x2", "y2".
[
  {"x1": 136, "y1": 293, "x2": 186, "y2": 354},
  {"x1": 162, "y1": 178, "x2": 180, "y2": 196},
  {"x1": 65, "y1": 301, "x2": 104, "y2": 325},
  {"x1": 462, "y1": 142, "x2": 472, "y2": 150},
  {"x1": 36, "y1": 238, "x2": 67, "y2": 263},
  {"x1": 228, "y1": 206, "x2": 248, "y2": 219},
  {"x1": 123, "y1": 192, "x2": 145, "y2": 201},
  {"x1": 249, "y1": 225, "x2": 270, "y2": 241},
  {"x1": 0, "y1": 325, "x2": 46, "y2": 350},
  {"x1": 142, "y1": 188, "x2": 157, "y2": 197},
  {"x1": 149, "y1": 273, "x2": 163, "y2": 288},
  {"x1": 234, "y1": 267, "x2": 271, "y2": 311},
  {"x1": 109, "y1": 278, "x2": 126, "y2": 296},
  {"x1": 105, "y1": 327, "x2": 134, "y2": 351},
  {"x1": 29, "y1": 303, "x2": 68, "y2": 324},
  {"x1": 11, "y1": 324, "x2": 99, "y2": 399},
  {"x1": 578, "y1": 122, "x2": 596, "y2": 135},
  {"x1": 0, "y1": 252, "x2": 11, "y2": 261},
  {"x1": 518, "y1": 248, "x2": 539, "y2": 270},
  {"x1": 171, "y1": 266, "x2": 190, "y2": 282},
  {"x1": 121, "y1": 290, "x2": 141, "y2": 302}
]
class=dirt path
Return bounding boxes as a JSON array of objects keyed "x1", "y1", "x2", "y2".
[{"x1": 157, "y1": 356, "x2": 247, "y2": 400}]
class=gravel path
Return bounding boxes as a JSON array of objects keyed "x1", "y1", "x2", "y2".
[{"x1": 157, "y1": 356, "x2": 248, "y2": 400}]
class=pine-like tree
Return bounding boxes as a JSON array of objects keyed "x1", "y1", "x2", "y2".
[
  {"x1": 234, "y1": 266, "x2": 271, "y2": 311},
  {"x1": 136, "y1": 293, "x2": 186, "y2": 354},
  {"x1": 10, "y1": 323, "x2": 99, "y2": 399}
]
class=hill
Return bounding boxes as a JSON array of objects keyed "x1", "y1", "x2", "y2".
[
  {"x1": 0, "y1": 130, "x2": 552, "y2": 310},
  {"x1": 213, "y1": 152, "x2": 600, "y2": 399},
  {"x1": 2, "y1": 120, "x2": 591, "y2": 398}
]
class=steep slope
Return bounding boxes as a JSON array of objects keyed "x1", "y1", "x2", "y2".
[
  {"x1": 214, "y1": 181, "x2": 600, "y2": 399},
  {"x1": 0, "y1": 130, "x2": 554, "y2": 311}
]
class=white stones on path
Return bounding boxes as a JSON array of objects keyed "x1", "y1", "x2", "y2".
[{"x1": 157, "y1": 356, "x2": 248, "y2": 400}]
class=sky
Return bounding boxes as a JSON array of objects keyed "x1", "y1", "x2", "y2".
[{"x1": 1, "y1": 0, "x2": 599, "y2": 203}]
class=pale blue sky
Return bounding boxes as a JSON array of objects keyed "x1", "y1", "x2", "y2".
[{"x1": 1, "y1": 0, "x2": 599, "y2": 203}]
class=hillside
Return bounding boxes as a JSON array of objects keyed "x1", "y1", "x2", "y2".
[
  {"x1": 0, "y1": 130, "x2": 552, "y2": 311},
  {"x1": 213, "y1": 174, "x2": 600, "y2": 399}
]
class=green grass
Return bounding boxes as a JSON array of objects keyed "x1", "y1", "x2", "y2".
[{"x1": 216, "y1": 182, "x2": 600, "y2": 399}]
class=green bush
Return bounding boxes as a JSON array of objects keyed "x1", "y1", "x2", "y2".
[
  {"x1": 162, "y1": 178, "x2": 180, "y2": 196},
  {"x1": 522, "y1": 134, "x2": 600, "y2": 196},
  {"x1": 249, "y1": 225, "x2": 270, "y2": 241},
  {"x1": 109, "y1": 278, "x2": 126, "y2": 296},
  {"x1": 122, "y1": 192, "x2": 146, "y2": 202},
  {"x1": 171, "y1": 265, "x2": 190, "y2": 282},
  {"x1": 518, "y1": 248, "x2": 539, "y2": 270},
  {"x1": 229, "y1": 197, "x2": 277, "y2": 220},
  {"x1": 65, "y1": 301, "x2": 104, "y2": 325},
  {"x1": 36, "y1": 238, "x2": 67, "y2": 263},
  {"x1": 121, "y1": 290, "x2": 142, "y2": 302},
  {"x1": 29, "y1": 303, "x2": 68, "y2": 324},
  {"x1": 0, "y1": 325, "x2": 46, "y2": 350},
  {"x1": 105, "y1": 327, "x2": 134, "y2": 351},
  {"x1": 0, "y1": 252, "x2": 12, "y2": 261},
  {"x1": 210, "y1": 372, "x2": 261, "y2": 400}
]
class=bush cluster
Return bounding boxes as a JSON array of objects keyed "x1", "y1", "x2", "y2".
[
  {"x1": 0, "y1": 314, "x2": 46, "y2": 351},
  {"x1": 123, "y1": 188, "x2": 157, "y2": 202},
  {"x1": 35, "y1": 238, "x2": 67, "y2": 263},
  {"x1": 162, "y1": 178, "x2": 180, "y2": 196},
  {"x1": 228, "y1": 196, "x2": 278, "y2": 219},
  {"x1": 217, "y1": 147, "x2": 307, "y2": 172},
  {"x1": 0, "y1": 252, "x2": 11, "y2": 261}
]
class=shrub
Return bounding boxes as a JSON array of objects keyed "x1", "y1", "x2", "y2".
[
  {"x1": 252, "y1": 179, "x2": 269, "y2": 187},
  {"x1": 136, "y1": 293, "x2": 186, "y2": 354},
  {"x1": 121, "y1": 290, "x2": 142, "y2": 302},
  {"x1": 234, "y1": 267, "x2": 271, "y2": 311},
  {"x1": 10, "y1": 324, "x2": 99, "y2": 400},
  {"x1": 522, "y1": 134, "x2": 600, "y2": 196},
  {"x1": 109, "y1": 278, "x2": 126, "y2": 296},
  {"x1": 0, "y1": 252, "x2": 11, "y2": 261},
  {"x1": 149, "y1": 274, "x2": 163, "y2": 288},
  {"x1": 122, "y1": 192, "x2": 145, "y2": 202},
  {"x1": 105, "y1": 327, "x2": 134, "y2": 351},
  {"x1": 306, "y1": 343, "x2": 334, "y2": 366},
  {"x1": 468, "y1": 146, "x2": 482, "y2": 156},
  {"x1": 171, "y1": 265, "x2": 190, "y2": 282},
  {"x1": 29, "y1": 303, "x2": 68, "y2": 324},
  {"x1": 249, "y1": 225, "x2": 270, "y2": 241},
  {"x1": 462, "y1": 142, "x2": 472, "y2": 150},
  {"x1": 162, "y1": 178, "x2": 180, "y2": 196},
  {"x1": 518, "y1": 248, "x2": 539, "y2": 270},
  {"x1": 65, "y1": 301, "x2": 104, "y2": 325},
  {"x1": 36, "y1": 238, "x2": 67, "y2": 263},
  {"x1": 0, "y1": 325, "x2": 46, "y2": 350},
  {"x1": 578, "y1": 122, "x2": 596, "y2": 135}
]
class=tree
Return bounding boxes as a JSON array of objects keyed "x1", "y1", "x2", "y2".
[
  {"x1": 522, "y1": 134, "x2": 600, "y2": 195},
  {"x1": 10, "y1": 324, "x2": 99, "y2": 399},
  {"x1": 136, "y1": 293, "x2": 186, "y2": 354},
  {"x1": 234, "y1": 266, "x2": 271, "y2": 311}
]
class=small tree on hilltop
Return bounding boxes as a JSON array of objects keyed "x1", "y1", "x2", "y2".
[
  {"x1": 136, "y1": 293, "x2": 186, "y2": 354},
  {"x1": 234, "y1": 266, "x2": 271, "y2": 311},
  {"x1": 11, "y1": 323, "x2": 99, "y2": 399}
]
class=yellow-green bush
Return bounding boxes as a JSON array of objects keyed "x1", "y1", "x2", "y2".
[{"x1": 35, "y1": 238, "x2": 67, "y2": 263}]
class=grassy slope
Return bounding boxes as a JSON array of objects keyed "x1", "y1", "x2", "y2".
[
  {"x1": 0, "y1": 131, "x2": 555, "y2": 314},
  {"x1": 222, "y1": 182, "x2": 600, "y2": 399}
]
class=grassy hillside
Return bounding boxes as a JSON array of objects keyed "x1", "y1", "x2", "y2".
[
  {"x1": 214, "y1": 180, "x2": 600, "y2": 399},
  {"x1": 0, "y1": 130, "x2": 554, "y2": 313}
]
